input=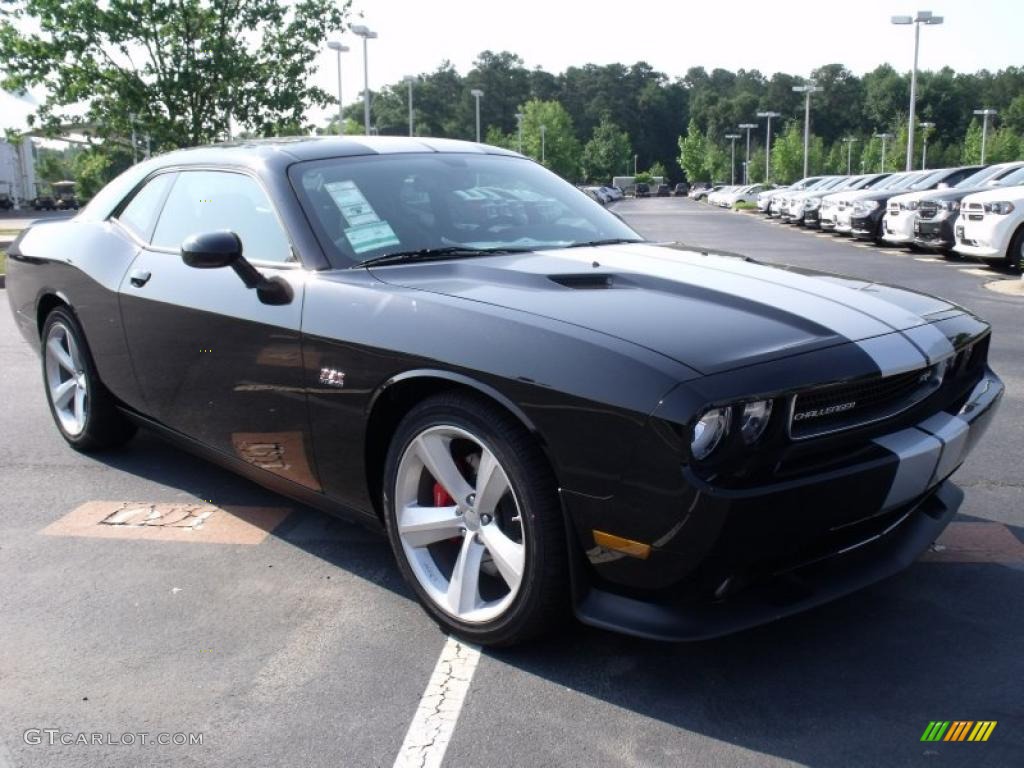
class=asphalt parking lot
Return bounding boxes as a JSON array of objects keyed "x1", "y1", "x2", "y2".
[{"x1": 2, "y1": 197, "x2": 1022, "y2": 768}]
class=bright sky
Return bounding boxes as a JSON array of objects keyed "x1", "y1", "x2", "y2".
[{"x1": 3, "y1": 0, "x2": 1020, "y2": 132}]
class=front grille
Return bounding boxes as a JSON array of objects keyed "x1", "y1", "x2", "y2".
[
  {"x1": 790, "y1": 367, "x2": 937, "y2": 439},
  {"x1": 918, "y1": 201, "x2": 938, "y2": 220}
]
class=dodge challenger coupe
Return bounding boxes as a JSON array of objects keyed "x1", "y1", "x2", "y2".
[{"x1": 6, "y1": 137, "x2": 1003, "y2": 646}]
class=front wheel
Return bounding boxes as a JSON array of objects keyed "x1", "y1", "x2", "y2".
[
  {"x1": 1006, "y1": 228, "x2": 1024, "y2": 273},
  {"x1": 383, "y1": 392, "x2": 568, "y2": 646}
]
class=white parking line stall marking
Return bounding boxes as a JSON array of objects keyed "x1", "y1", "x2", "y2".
[{"x1": 393, "y1": 636, "x2": 482, "y2": 768}]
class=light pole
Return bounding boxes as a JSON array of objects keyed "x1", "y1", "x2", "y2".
[
  {"x1": 892, "y1": 11, "x2": 944, "y2": 171},
  {"x1": 725, "y1": 133, "x2": 740, "y2": 185},
  {"x1": 738, "y1": 123, "x2": 757, "y2": 183},
  {"x1": 756, "y1": 110, "x2": 780, "y2": 182},
  {"x1": 351, "y1": 25, "x2": 377, "y2": 135},
  {"x1": 842, "y1": 137, "x2": 859, "y2": 175},
  {"x1": 128, "y1": 113, "x2": 138, "y2": 163},
  {"x1": 402, "y1": 75, "x2": 416, "y2": 136},
  {"x1": 973, "y1": 109, "x2": 998, "y2": 164},
  {"x1": 515, "y1": 112, "x2": 524, "y2": 153},
  {"x1": 470, "y1": 89, "x2": 484, "y2": 142},
  {"x1": 918, "y1": 121, "x2": 934, "y2": 168},
  {"x1": 875, "y1": 132, "x2": 894, "y2": 172},
  {"x1": 540, "y1": 125, "x2": 547, "y2": 164},
  {"x1": 326, "y1": 41, "x2": 349, "y2": 135},
  {"x1": 792, "y1": 82, "x2": 821, "y2": 178},
  {"x1": 633, "y1": 154, "x2": 638, "y2": 176}
]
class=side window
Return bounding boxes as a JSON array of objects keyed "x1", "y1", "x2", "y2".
[
  {"x1": 115, "y1": 173, "x2": 175, "y2": 241},
  {"x1": 151, "y1": 171, "x2": 294, "y2": 263}
]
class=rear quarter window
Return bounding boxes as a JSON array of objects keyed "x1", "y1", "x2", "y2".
[{"x1": 114, "y1": 173, "x2": 175, "y2": 241}]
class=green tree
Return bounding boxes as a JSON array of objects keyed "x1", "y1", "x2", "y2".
[
  {"x1": 770, "y1": 123, "x2": 805, "y2": 183},
  {"x1": 747, "y1": 147, "x2": 767, "y2": 183},
  {"x1": 677, "y1": 120, "x2": 708, "y2": 182},
  {"x1": 961, "y1": 119, "x2": 983, "y2": 164},
  {"x1": 580, "y1": 117, "x2": 631, "y2": 183},
  {"x1": 35, "y1": 145, "x2": 75, "y2": 183},
  {"x1": 986, "y1": 127, "x2": 1022, "y2": 162},
  {"x1": 519, "y1": 99, "x2": 581, "y2": 180},
  {"x1": 0, "y1": 0, "x2": 349, "y2": 149},
  {"x1": 646, "y1": 161, "x2": 667, "y2": 180}
]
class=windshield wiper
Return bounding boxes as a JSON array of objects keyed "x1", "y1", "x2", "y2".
[
  {"x1": 561, "y1": 238, "x2": 645, "y2": 249},
  {"x1": 357, "y1": 246, "x2": 529, "y2": 268}
]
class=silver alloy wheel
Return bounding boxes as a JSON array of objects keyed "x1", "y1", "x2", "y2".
[
  {"x1": 395, "y1": 425, "x2": 526, "y2": 623},
  {"x1": 44, "y1": 321, "x2": 88, "y2": 436}
]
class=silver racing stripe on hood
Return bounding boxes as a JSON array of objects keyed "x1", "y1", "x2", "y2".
[{"x1": 545, "y1": 244, "x2": 952, "y2": 375}]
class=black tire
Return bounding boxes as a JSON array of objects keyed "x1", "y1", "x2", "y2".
[
  {"x1": 1006, "y1": 227, "x2": 1024, "y2": 273},
  {"x1": 41, "y1": 306, "x2": 136, "y2": 452},
  {"x1": 382, "y1": 391, "x2": 568, "y2": 646}
]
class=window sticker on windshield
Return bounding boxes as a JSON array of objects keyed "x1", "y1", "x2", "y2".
[
  {"x1": 344, "y1": 221, "x2": 400, "y2": 254},
  {"x1": 324, "y1": 180, "x2": 381, "y2": 226}
]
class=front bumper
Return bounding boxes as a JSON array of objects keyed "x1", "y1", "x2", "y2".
[
  {"x1": 954, "y1": 214, "x2": 1015, "y2": 260},
  {"x1": 851, "y1": 210, "x2": 883, "y2": 239},
  {"x1": 834, "y1": 209, "x2": 853, "y2": 233},
  {"x1": 803, "y1": 208, "x2": 821, "y2": 227},
  {"x1": 913, "y1": 216, "x2": 956, "y2": 251},
  {"x1": 882, "y1": 211, "x2": 917, "y2": 244},
  {"x1": 572, "y1": 369, "x2": 1003, "y2": 641}
]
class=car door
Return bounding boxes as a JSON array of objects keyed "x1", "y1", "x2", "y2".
[{"x1": 118, "y1": 168, "x2": 321, "y2": 491}]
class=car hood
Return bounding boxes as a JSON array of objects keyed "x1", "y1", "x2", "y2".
[
  {"x1": 962, "y1": 186, "x2": 1024, "y2": 204},
  {"x1": 368, "y1": 243, "x2": 965, "y2": 376}
]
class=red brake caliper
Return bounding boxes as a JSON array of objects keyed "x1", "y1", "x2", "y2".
[
  {"x1": 433, "y1": 483, "x2": 454, "y2": 508},
  {"x1": 433, "y1": 483, "x2": 460, "y2": 543}
]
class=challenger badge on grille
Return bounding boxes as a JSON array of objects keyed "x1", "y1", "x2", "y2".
[{"x1": 792, "y1": 401, "x2": 857, "y2": 421}]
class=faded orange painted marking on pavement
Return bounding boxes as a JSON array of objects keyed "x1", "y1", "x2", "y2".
[
  {"x1": 921, "y1": 522, "x2": 1024, "y2": 564},
  {"x1": 42, "y1": 501, "x2": 291, "y2": 545}
]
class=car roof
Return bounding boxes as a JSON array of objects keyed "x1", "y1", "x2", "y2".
[
  {"x1": 79, "y1": 136, "x2": 526, "y2": 222},
  {"x1": 154, "y1": 136, "x2": 522, "y2": 168}
]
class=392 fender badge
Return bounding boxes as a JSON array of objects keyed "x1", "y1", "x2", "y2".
[{"x1": 319, "y1": 368, "x2": 346, "y2": 388}]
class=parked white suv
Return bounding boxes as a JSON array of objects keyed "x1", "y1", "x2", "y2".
[
  {"x1": 881, "y1": 166, "x2": 982, "y2": 247},
  {"x1": 955, "y1": 185, "x2": 1024, "y2": 271}
]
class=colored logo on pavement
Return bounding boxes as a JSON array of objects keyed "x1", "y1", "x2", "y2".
[{"x1": 921, "y1": 721, "x2": 997, "y2": 742}]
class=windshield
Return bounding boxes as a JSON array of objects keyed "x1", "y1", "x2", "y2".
[
  {"x1": 884, "y1": 173, "x2": 922, "y2": 191},
  {"x1": 289, "y1": 153, "x2": 642, "y2": 266},
  {"x1": 995, "y1": 166, "x2": 1024, "y2": 186},
  {"x1": 806, "y1": 177, "x2": 839, "y2": 191},
  {"x1": 907, "y1": 169, "x2": 950, "y2": 190},
  {"x1": 792, "y1": 177, "x2": 823, "y2": 190}
]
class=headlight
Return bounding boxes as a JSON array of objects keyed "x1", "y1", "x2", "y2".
[
  {"x1": 805, "y1": 197, "x2": 821, "y2": 210},
  {"x1": 740, "y1": 400, "x2": 773, "y2": 444},
  {"x1": 904, "y1": 200, "x2": 919, "y2": 211},
  {"x1": 983, "y1": 201, "x2": 1015, "y2": 215},
  {"x1": 854, "y1": 199, "x2": 880, "y2": 213},
  {"x1": 691, "y1": 407, "x2": 731, "y2": 460},
  {"x1": 937, "y1": 199, "x2": 960, "y2": 212}
]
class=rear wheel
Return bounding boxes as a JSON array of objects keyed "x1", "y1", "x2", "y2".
[
  {"x1": 383, "y1": 392, "x2": 568, "y2": 646},
  {"x1": 42, "y1": 307, "x2": 136, "y2": 451}
]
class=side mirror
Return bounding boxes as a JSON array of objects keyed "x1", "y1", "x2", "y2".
[
  {"x1": 180, "y1": 230, "x2": 292, "y2": 305},
  {"x1": 181, "y1": 230, "x2": 242, "y2": 269},
  {"x1": 937, "y1": 182, "x2": 950, "y2": 190}
]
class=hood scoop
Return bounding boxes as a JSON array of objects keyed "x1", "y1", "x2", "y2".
[{"x1": 548, "y1": 273, "x2": 632, "y2": 290}]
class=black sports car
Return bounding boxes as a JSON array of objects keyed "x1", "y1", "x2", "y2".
[{"x1": 6, "y1": 137, "x2": 1004, "y2": 646}]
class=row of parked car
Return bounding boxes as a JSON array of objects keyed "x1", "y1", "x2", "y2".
[
  {"x1": 747, "y1": 163, "x2": 1024, "y2": 272},
  {"x1": 580, "y1": 185, "x2": 625, "y2": 204},
  {"x1": 694, "y1": 183, "x2": 770, "y2": 207}
]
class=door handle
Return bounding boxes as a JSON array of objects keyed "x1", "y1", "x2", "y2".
[{"x1": 129, "y1": 269, "x2": 152, "y2": 288}]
